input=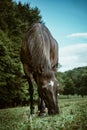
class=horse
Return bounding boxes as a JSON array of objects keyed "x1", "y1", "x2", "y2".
[{"x1": 20, "y1": 22, "x2": 59, "y2": 115}]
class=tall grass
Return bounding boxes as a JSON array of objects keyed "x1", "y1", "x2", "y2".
[{"x1": 0, "y1": 96, "x2": 87, "y2": 130}]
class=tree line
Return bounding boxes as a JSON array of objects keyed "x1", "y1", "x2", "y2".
[
  {"x1": 0, "y1": 0, "x2": 87, "y2": 108},
  {"x1": 0, "y1": 0, "x2": 42, "y2": 108},
  {"x1": 57, "y1": 66, "x2": 87, "y2": 97}
]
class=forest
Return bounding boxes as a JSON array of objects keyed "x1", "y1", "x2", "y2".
[{"x1": 0, "y1": 0, "x2": 87, "y2": 109}]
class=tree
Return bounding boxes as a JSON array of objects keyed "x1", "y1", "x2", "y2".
[
  {"x1": 0, "y1": 0, "x2": 42, "y2": 108},
  {"x1": 79, "y1": 74, "x2": 87, "y2": 97},
  {"x1": 63, "y1": 78, "x2": 75, "y2": 95}
]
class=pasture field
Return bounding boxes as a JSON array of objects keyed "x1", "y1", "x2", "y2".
[{"x1": 0, "y1": 96, "x2": 87, "y2": 130}]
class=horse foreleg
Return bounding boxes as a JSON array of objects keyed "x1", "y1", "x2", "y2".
[
  {"x1": 23, "y1": 64, "x2": 34, "y2": 114},
  {"x1": 38, "y1": 97, "x2": 46, "y2": 116},
  {"x1": 28, "y1": 77, "x2": 34, "y2": 114}
]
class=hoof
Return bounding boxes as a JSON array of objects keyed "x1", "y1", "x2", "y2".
[
  {"x1": 30, "y1": 110, "x2": 34, "y2": 115},
  {"x1": 38, "y1": 112, "x2": 46, "y2": 116}
]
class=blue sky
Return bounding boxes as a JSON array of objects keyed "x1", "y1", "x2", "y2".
[{"x1": 14, "y1": 0, "x2": 87, "y2": 71}]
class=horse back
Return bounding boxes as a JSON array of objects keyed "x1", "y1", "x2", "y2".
[{"x1": 20, "y1": 23, "x2": 58, "y2": 74}]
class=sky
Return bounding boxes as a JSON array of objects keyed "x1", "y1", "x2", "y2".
[{"x1": 14, "y1": 0, "x2": 87, "y2": 72}]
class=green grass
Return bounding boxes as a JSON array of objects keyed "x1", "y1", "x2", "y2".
[{"x1": 0, "y1": 96, "x2": 87, "y2": 130}]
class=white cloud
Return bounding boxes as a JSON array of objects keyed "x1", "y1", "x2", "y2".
[
  {"x1": 59, "y1": 43, "x2": 87, "y2": 72},
  {"x1": 67, "y1": 33, "x2": 87, "y2": 38}
]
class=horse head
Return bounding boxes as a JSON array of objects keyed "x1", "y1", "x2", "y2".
[{"x1": 37, "y1": 72, "x2": 59, "y2": 115}]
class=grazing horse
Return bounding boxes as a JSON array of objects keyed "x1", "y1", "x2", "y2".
[{"x1": 20, "y1": 22, "x2": 59, "y2": 115}]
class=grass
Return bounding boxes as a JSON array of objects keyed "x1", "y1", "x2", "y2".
[{"x1": 0, "y1": 96, "x2": 87, "y2": 130}]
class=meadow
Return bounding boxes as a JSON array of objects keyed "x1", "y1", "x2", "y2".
[{"x1": 0, "y1": 96, "x2": 87, "y2": 130}]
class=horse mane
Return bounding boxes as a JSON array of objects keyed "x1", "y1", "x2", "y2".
[{"x1": 23, "y1": 23, "x2": 57, "y2": 78}]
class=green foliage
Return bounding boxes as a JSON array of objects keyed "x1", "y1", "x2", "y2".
[
  {"x1": 63, "y1": 78, "x2": 75, "y2": 95},
  {"x1": 0, "y1": 0, "x2": 42, "y2": 108},
  {"x1": 0, "y1": 0, "x2": 42, "y2": 37},
  {"x1": 0, "y1": 29, "x2": 29, "y2": 108},
  {"x1": 58, "y1": 66, "x2": 87, "y2": 96},
  {"x1": 0, "y1": 97, "x2": 87, "y2": 130}
]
